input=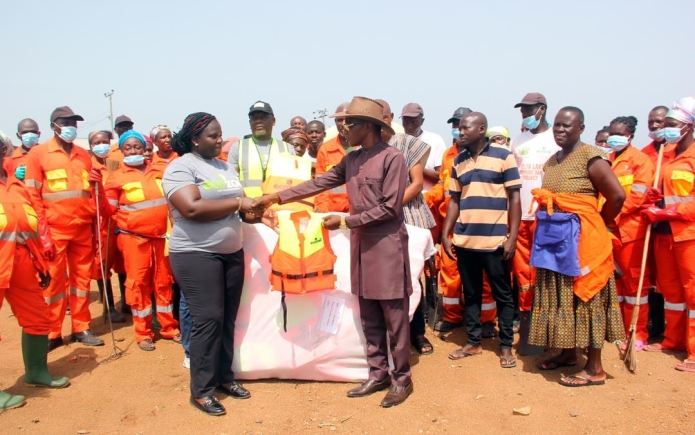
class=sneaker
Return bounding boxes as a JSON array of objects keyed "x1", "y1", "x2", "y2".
[{"x1": 183, "y1": 357, "x2": 190, "y2": 369}]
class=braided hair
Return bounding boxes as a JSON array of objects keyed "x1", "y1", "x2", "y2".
[
  {"x1": 610, "y1": 116, "x2": 638, "y2": 135},
  {"x1": 171, "y1": 112, "x2": 217, "y2": 156}
]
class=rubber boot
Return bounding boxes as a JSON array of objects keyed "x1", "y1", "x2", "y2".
[
  {"x1": 22, "y1": 332, "x2": 70, "y2": 388},
  {"x1": 97, "y1": 280, "x2": 126, "y2": 323},
  {"x1": 518, "y1": 311, "x2": 545, "y2": 356},
  {"x1": 118, "y1": 273, "x2": 131, "y2": 315},
  {"x1": 0, "y1": 390, "x2": 26, "y2": 410},
  {"x1": 648, "y1": 288, "x2": 665, "y2": 338}
]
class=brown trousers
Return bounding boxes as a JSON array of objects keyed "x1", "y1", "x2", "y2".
[{"x1": 358, "y1": 295, "x2": 412, "y2": 387}]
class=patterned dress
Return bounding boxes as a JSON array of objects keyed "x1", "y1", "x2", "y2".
[{"x1": 528, "y1": 144, "x2": 623, "y2": 349}]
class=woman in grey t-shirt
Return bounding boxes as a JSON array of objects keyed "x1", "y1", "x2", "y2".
[{"x1": 163, "y1": 112, "x2": 274, "y2": 417}]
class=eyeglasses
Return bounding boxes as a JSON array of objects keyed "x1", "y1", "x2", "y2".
[{"x1": 342, "y1": 121, "x2": 364, "y2": 132}]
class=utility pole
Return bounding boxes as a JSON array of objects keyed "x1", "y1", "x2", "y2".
[
  {"x1": 313, "y1": 109, "x2": 328, "y2": 126},
  {"x1": 104, "y1": 90, "x2": 115, "y2": 133}
]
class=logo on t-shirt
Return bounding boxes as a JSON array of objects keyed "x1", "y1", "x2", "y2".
[{"x1": 203, "y1": 174, "x2": 242, "y2": 191}]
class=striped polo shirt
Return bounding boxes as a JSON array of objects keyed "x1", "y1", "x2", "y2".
[{"x1": 449, "y1": 144, "x2": 521, "y2": 252}]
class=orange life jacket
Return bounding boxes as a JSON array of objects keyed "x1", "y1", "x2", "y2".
[{"x1": 261, "y1": 154, "x2": 314, "y2": 212}]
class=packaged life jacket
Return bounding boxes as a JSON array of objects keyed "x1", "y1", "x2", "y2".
[
  {"x1": 269, "y1": 210, "x2": 337, "y2": 331},
  {"x1": 261, "y1": 154, "x2": 315, "y2": 212}
]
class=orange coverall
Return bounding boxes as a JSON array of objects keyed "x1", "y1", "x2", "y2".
[
  {"x1": 0, "y1": 178, "x2": 51, "y2": 338},
  {"x1": 25, "y1": 138, "x2": 95, "y2": 339},
  {"x1": 2, "y1": 147, "x2": 29, "y2": 178},
  {"x1": 653, "y1": 144, "x2": 695, "y2": 359},
  {"x1": 608, "y1": 145, "x2": 654, "y2": 343},
  {"x1": 314, "y1": 136, "x2": 349, "y2": 212},
  {"x1": 91, "y1": 157, "x2": 124, "y2": 280},
  {"x1": 102, "y1": 162, "x2": 179, "y2": 343},
  {"x1": 424, "y1": 144, "x2": 497, "y2": 324}
]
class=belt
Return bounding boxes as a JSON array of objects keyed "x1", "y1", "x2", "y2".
[{"x1": 272, "y1": 269, "x2": 334, "y2": 280}]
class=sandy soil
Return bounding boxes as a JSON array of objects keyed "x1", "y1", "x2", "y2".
[{"x1": 1, "y1": 280, "x2": 694, "y2": 435}]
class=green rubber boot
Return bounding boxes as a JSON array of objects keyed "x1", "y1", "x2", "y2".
[
  {"x1": 22, "y1": 332, "x2": 70, "y2": 388},
  {"x1": 0, "y1": 390, "x2": 26, "y2": 410}
]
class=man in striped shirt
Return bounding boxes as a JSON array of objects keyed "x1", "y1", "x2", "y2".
[{"x1": 441, "y1": 112, "x2": 521, "y2": 368}]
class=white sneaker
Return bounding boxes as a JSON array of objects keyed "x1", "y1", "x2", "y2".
[{"x1": 182, "y1": 356, "x2": 190, "y2": 369}]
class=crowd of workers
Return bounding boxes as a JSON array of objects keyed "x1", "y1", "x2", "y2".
[{"x1": 0, "y1": 93, "x2": 694, "y2": 415}]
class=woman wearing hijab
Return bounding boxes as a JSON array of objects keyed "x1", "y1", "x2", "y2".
[
  {"x1": 151, "y1": 125, "x2": 177, "y2": 170},
  {"x1": 90, "y1": 131, "x2": 180, "y2": 351},
  {"x1": 281, "y1": 127, "x2": 310, "y2": 158},
  {"x1": 642, "y1": 97, "x2": 695, "y2": 373}
]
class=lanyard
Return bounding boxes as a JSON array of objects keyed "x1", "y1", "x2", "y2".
[{"x1": 252, "y1": 138, "x2": 273, "y2": 180}]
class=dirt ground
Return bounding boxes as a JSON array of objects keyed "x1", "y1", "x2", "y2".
[{"x1": 1, "y1": 279, "x2": 694, "y2": 435}]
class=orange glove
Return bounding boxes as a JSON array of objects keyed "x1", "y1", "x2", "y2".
[
  {"x1": 88, "y1": 167, "x2": 103, "y2": 184},
  {"x1": 640, "y1": 205, "x2": 684, "y2": 223},
  {"x1": 644, "y1": 187, "x2": 664, "y2": 205}
]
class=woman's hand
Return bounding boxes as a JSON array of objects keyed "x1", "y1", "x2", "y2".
[
  {"x1": 238, "y1": 197, "x2": 256, "y2": 214},
  {"x1": 261, "y1": 208, "x2": 279, "y2": 231}
]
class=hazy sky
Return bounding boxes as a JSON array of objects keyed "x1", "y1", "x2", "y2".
[{"x1": 2, "y1": 0, "x2": 693, "y2": 148}]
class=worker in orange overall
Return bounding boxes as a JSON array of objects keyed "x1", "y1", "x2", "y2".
[
  {"x1": 604, "y1": 116, "x2": 655, "y2": 351},
  {"x1": 0, "y1": 138, "x2": 70, "y2": 410},
  {"x1": 24, "y1": 106, "x2": 104, "y2": 351},
  {"x1": 93, "y1": 130, "x2": 180, "y2": 351}
]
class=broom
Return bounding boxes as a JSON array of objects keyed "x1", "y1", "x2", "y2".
[{"x1": 624, "y1": 143, "x2": 665, "y2": 372}]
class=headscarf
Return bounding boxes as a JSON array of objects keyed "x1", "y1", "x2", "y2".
[
  {"x1": 88, "y1": 130, "x2": 112, "y2": 145},
  {"x1": 486, "y1": 126, "x2": 510, "y2": 139},
  {"x1": 119, "y1": 130, "x2": 147, "y2": 149},
  {"x1": 281, "y1": 127, "x2": 309, "y2": 143},
  {"x1": 667, "y1": 96, "x2": 695, "y2": 125},
  {"x1": 0, "y1": 130, "x2": 13, "y2": 147},
  {"x1": 150, "y1": 125, "x2": 172, "y2": 141}
]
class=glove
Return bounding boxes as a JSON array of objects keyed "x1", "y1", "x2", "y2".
[
  {"x1": 38, "y1": 217, "x2": 56, "y2": 261},
  {"x1": 14, "y1": 165, "x2": 26, "y2": 181},
  {"x1": 640, "y1": 205, "x2": 683, "y2": 223},
  {"x1": 644, "y1": 187, "x2": 663, "y2": 205},
  {"x1": 88, "y1": 167, "x2": 103, "y2": 184}
]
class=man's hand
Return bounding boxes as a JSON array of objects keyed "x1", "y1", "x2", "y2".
[
  {"x1": 441, "y1": 237, "x2": 456, "y2": 260},
  {"x1": 251, "y1": 194, "x2": 279, "y2": 215},
  {"x1": 322, "y1": 215, "x2": 342, "y2": 230},
  {"x1": 502, "y1": 237, "x2": 517, "y2": 261}
]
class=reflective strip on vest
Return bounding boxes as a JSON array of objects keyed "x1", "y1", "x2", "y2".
[
  {"x1": 45, "y1": 292, "x2": 65, "y2": 305},
  {"x1": 108, "y1": 199, "x2": 119, "y2": 207},
  {"x1": 25, "y1": 179, "x2": 42, "y2": 188},
  {"x1": 132, "y1": 307, "x2": 152, "y2": 318},
  {"x1": 481, "y1": 302, "x2": 497, "y2": 311},
  {"x1": 689, "y1": 310, "x2": 695, "y2": 319},
  {"x1": 631, "y1": 184, "x2": 648, "y2": 194},
  {"x1": 441, "y1": 297, "x2": 460, "y2": 305},
  {"x1": 617, "y1": 295, "x2": 625, "y2": 303},
  {"x1": 623, "y1": 295, "x2": 649, "y2": 305},
  {"x1": 664, "y1": 196, "x2": 694, "y2": 206},
  {"x1": 664, "y1": 301, "x2": 686, "y2": 311},
  {"x1": 69, "y1": 287, "x2": 90, "y2": 298},
  {"x1": 42, "y1": 190, "x2": 91, "y2": 201},
  {"x1": 156, "y1": 304, "x2": 173, "y2": 313},
  {"x1": 120, "y1": 197, "x2": 168, "y2": 211}
]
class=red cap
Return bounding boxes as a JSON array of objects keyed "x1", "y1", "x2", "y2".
[
  {"x1": 514, "y1": 93, "x2": 547, "y2": 108},
  {"x1": 400, "y1": 102, "x2": 424, "y2": 117}
]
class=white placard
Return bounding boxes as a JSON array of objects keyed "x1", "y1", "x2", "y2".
[{"x1": 319, "y1": 294, "x2": 345, "y2": 335}]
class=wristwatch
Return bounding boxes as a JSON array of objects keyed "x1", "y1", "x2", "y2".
[{"x1": 340, "y1": 217, "x2": 347, "y2": 229}]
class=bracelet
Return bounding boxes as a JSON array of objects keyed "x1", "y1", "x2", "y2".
[
  {"x1": 236, "y1": 197, "x2": 242, "y2": 211},
  {"x1": 340, "y1": 216, "x2": 347, "y2": 229}
]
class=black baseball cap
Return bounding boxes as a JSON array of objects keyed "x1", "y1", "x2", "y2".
[
  {"x1": 114, "y1": 115, "x2": 133, "y2": 126},
  {"x1": 447, "y1": 107, "x2": 472, "y2": 124},
  {"x1": 50, "y1": 106, "x2": 84, "y2": 123},
  {"x1": 248, "y1": 101, "x2": 274, "y2": 116}
]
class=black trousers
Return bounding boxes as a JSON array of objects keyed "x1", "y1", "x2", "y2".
[
  {"x1": 169, "y1": 249, "x2": 244, "y2": 398},
  {"x1": 455, "y1": 247, "x2": 514, "y2": 349}
]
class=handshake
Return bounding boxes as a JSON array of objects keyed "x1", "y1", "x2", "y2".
[
  {"x1": 246, "y1": 193, "x2": 280, "y2": 216},
  {"x1": 240, "y1": 194, "x2": 280, "y2": 230}
]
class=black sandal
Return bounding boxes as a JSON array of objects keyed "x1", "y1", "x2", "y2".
[{"x1": 412, "y1": 335, "x2": 434, "y2": 355}]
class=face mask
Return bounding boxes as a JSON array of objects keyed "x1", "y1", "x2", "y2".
[
  {"x1": 606, "y1": 135, "x2": 630, "y2": 151},
  {"x1": 663, "y1": 126, "x2": 687, "y2": 144},
  {"x1": 648, "y1": 129, "x2": 665, "y2": 142},
  {"x1": 451, "y1": 128, "x2": 460, "y2": 138},
  {"x1": 14, "y1": 165, "x2": 26, "y2": 181},
  {"x1": 56, "y1": 125, "x2": 77, "y2": 143},
  {"x1": 522, "y1": 108, "x2": 541, "y2": 130},
  {"x1": 123, "y1": 155, "x2": 145, "y2": 167},
  {"x1": 92, "y1": 144, "x2": 111, "y2": 158},
  {"x1": 20, "y1": 133, "x2": 40, "y2": 148}
]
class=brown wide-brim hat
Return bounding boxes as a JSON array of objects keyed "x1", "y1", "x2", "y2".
[{"x1": 330, "y1": 96, "x2": 395, "y2": 136}]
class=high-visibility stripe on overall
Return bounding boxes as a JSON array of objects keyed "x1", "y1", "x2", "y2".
[{"x1": 237, "y1": 138, "x2": 288, "y2": 198}]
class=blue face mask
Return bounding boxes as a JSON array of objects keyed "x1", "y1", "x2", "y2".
[
  {"x1": 663, "y1": 126, "x2": 687, "y2": 144},
  {"x1": 648, "y1": 129, "x2": 665, "y2": 142},
  {"x1": 92, "y1": 144, "x2": 111, "y2": 158},
  {"x1": 522, "y1": 108, "x2": 541, "y2": 131},
  {"x1": 56, "y1": 125, "x2": 77, "y2": 143},
  {"x1": 451, "y1": 128, "x2": 460, "y2": 138},
  {"x1": 123, "y1": 155, "x2": 145, "y2": 167},
  {"x1": 20, "y1": 132, "x2": 40, "y2": 148},
  {"x1": 606, "y1": 135, "x2": 630, "y2": 151},
  {"x1": 14, "y1": 165, "x2": 26, "y2": 181}
]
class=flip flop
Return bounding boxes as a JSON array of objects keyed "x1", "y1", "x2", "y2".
[
  {"x1": 448, "y1": 347, "x2": 482, "y2": 360},
  {"x1": 499, "y1": 355, "x2": 517, "y2": 368},
  {"x1": 537, "y1": 359, "x2": 577, "y2": 371},
  {"x1": 675, "y1": 360, "x2": 695, "y2": 373},
  {"x1": 558, "y1": 374, "x2": 606, "y2": 387},
  {"x1": 643, "y1": 343, "x2": 675, "y2": 353}
]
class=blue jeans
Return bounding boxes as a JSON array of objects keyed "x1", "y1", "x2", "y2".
[{"x1": 179, "y1": 290, "x2": 192, "y2": 358}]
